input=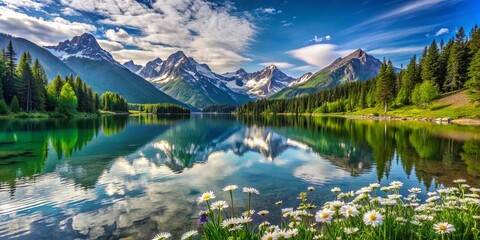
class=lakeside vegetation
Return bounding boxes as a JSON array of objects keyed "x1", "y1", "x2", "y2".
[
  {"x1": 0, "y1": 41, "x2": 189, "y2": 118},
  {"x1": 0, "y1": 41, "x2": 100, "y2": 117},
  {"x1": 129, "y1": 103, "x2": 190, "y2": 114},
  {"x1": 154, "y1": 179, "x2": 480, "y2": 240},
  {"x1": 236, "y1": 25, "x2": 480, "y2": 119}
]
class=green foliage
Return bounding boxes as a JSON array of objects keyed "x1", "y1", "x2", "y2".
[
  {"x1": 411, "y1": 81, "x2": 440, "y2": 108},
  {"x1": 3, "y1": 40, "x2": 17, "y2": 103},
  {"x1": 10, "y1": 96, "x2": 20, "y2": 113},
  {"x1": 129, "y1": 103, "x2": 190, "y2": 114},
  {"x1": 16, "y1": 52, "x2": 35, "y2": 111},
  {"x1": 0, "y1": 99, "x2": 9, "y2": 115},
  {"x1": 201, "y1": 104, "x2": 238, "y2": 113},
  {"x1": 191, "y1": 180, "x2": 480, "y2": 240},
  {"x1": 376, "y1": 59, "x2": 396, "y2": 112},
  {"x1": 57, "y1": 83, "x2": 77, "y2": 115},
  {"x1": 101, "y1": 92, "x2": 128, "y2": 112},
  {"x1": 421, "y1": 40, "x2": 441, "y2": 87},
  {"x1": 396, "y1": 55, "x2": 420, "y2": 105},
  {"x1": 31, "y1": 59, "x2": 47, "y2": 111},
  {"x1": 0, "y1": 44, "x2": 110, "y2": 117},
  {"x1": 445, "y1": 27, "x2": 470, "y2": 91},
  {"x1": 466, "y1": 50, "x2": 480, "y2": 103}
]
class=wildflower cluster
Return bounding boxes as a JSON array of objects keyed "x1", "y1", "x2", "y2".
[{"x1": 153, "y1": 180, "x2": 480, "y2": 239}]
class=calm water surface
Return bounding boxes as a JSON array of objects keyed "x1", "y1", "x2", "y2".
[{"x1": 0, "y1": 115, "x2": 479, "y2": 239}]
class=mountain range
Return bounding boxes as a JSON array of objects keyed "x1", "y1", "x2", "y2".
[
  {"x1": 272, "y1": 49, "x2": 382, "y2": 99},
  {"x1": 0, "y1": 32, "x2": 384, "y2": 110}
]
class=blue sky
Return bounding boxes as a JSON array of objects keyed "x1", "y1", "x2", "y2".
[{"x1": 0, "y1": 0, "x2": 479, "y2": 77}]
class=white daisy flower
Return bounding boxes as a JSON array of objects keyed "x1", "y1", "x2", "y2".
[
  {"x1": 433, "y1": 222, "x2": 455, "y2": 234},
  {"x1": 331, "y1": 187, "x2": 341, "y2": 193},
  {"x1": 390, "y1": 181, "x2": 403, "y2": 188},
  {"x1": 453, "y1": 179, "x2": 466, "y2": 183},
  {"x1": 369, "y1": 183, "x2": 381, "y2": 189},
  {"x1": 242, "y1": 210, "x2": 255, "y2": 217},
  {"x1": 258, "y1": 210, "x2": 269, "y2": 216},
  {"x1": 363, "y1": 210, "x2": 384, "y2": 227},
  {"x1": 344, "y1": 227, "x2": 359, "y2": 235},
  {"x1": 211, "y1": 200, "x2": 229, "y2": 210},
  {"x1": 327, "y1": 200, "x2": 344, "y2": 209},
  {"x1": 261, "y1": 232, "x2": 278, "y2": 240},
  {"x1": 408, "y1": 187, "x2": 421, "y2": 194},
  {"x1": 180, "y1": 230, "x2": 198, "y2": 240},
  {"x1": 223, "y1": 185, "x2": 238, "y2": 192},
  {"x1": 243, "y1": 187, "x2": 260, "y2": 195},
  {"x1": 196, "y1": 191, "x2": 215, "y2": 204},
  {"x1": 315, "y1": 209, "x2": 335, "y2": 223},
  {"x1": 259, "y1": 221, "x2": 271, "y2": 228},
  {"x1": 152, "y1": 232, "x2": 172, "y2": 240},
  {"x1": 340, "y1": 205, "x2": 359, "y2": 218}
]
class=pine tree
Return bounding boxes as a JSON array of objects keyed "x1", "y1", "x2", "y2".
[
  {"x1": 74, "y1": 76, "x2": 84, "y2": 111},
  {"x1": 469, "y1": 24, "x2": 480, "y2": 56},
  {"x1": 10, "y1": 96, "x2": 20, "y2": 113},
  {"x1": 466, "y1": 50, "x2": 480, "y2": 103},
  {"x1": 376, "y1": 59, "x2": 396, "y2": 112},
  {"x1": 445, "y1": 27, "x2": 469, "y2": 91},
  {"x1": 439, "y1": 38, "x2": 454, "y2": 91},
  {"x1": 0, "y1": 99, "x2": 9, "y2": 115},
  {"x1": 31, "y1": 59, "x2": 47, "y2": 111},
  {"x1": 94, "y1": 92, "x2": 100, "y2": 112},
  {"x1": 0, "y1": 52, "x2": 5, "y2": 100},
  {"x1": 421, "y1": 40, "x2": 441, "y2": 87},
  {"x1": 4, "y1": 40, "x2": 17, "y2": 103},
  {"x1": 46, "y1": 74, "x2": 64, "y2": 111},
  {"x1": 57, "y1": 83, "x2": 77, "y2": 115},
  {"x1": 16, "y1": 52, "x2": 34, "y2": 112},
  {"x1": 396, "y1": 55, "x2": 419, "y2": 105}
]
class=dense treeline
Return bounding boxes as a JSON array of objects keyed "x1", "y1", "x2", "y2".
[
  {"x1": 129, "y1": 103, "x2": 190, "y2": 114},
  {"x1": 101, "y1": 92, "x2": 128, "y2": 112},
  {"x1": 201, "y1": 104, "x2": 238, "y2": 113},
  {"x1": 237, "y1": 25, "x2": 480, "y2": 115},
  {"x1": 0, "y1": 41, "x2": 100, "y2": 116}
]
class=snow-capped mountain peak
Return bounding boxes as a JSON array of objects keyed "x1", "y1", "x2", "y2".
[{"x1": 45, "y1": 33, "x2": 118, "y2": 65}]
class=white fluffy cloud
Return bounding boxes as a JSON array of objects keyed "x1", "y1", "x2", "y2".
[
  {"x1": 287, "y1": 44, "x2": 353, "y2": 69},
  {"x1": 0, "y1": 6, "x2": 97, "y2": 46},
  {"x1": 311, "y1": 35, "x2": 331, "y2": 43},
  {"x1": 435, "y1": 28, "x2": 449, "y2": 36},
  {"x1": 57, "y1": 0, "x2": 256, "y2": 72},
  {"x1": 1, "y1": 0, "x2": 50, "y2": 11}
]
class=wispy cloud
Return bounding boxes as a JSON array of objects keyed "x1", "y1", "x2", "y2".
[
  {"x1": 343, "y1": 0, "x2": 457, "y2": 34},
  {"x1": 435, "y1": 27, "x2": 449, "y2": 36},
  {"x1": 259, "y1": 62, "x2": 295, "y2": 69},
  {"x1": 343, "y1": 24, "x2": 439, "y2": 49},
  {"x1": 287, "y1": 44, "x2": 353, "y2": 69},
  {"x1": 257, "y1": 7, "x2": 282, "y2": 14},
  {"x1": 368, "y1": 46, "x2": 426, "y2": 55}
]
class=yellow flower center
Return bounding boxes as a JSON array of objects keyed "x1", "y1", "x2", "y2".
[
  {"x1": 203, "y1": 194, "x2": 210, "y2": 199},
  {"x1": 322, "y1": 212, "x2": 329, "y2": 218},
  {"x1": 267, "y1": 237, "x2": 273, "y2": 240},
  {"x1": 346, "y1": 209, "x2": 352, "y2": 215},
  {"x1": 439, "y1": 225, "x2": 447, "y2": 231},
  {"x1": 369, "y1": 214, "x2": 377, "y2": 221}
]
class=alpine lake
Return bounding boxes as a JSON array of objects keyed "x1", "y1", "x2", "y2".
[{"x1": 0, "y1": 114, "x2": 479, "y2": 239}]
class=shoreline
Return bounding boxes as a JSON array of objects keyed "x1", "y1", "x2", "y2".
[{"x1": 247, "y1": 112, "x2": 480, "y2": 126}]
